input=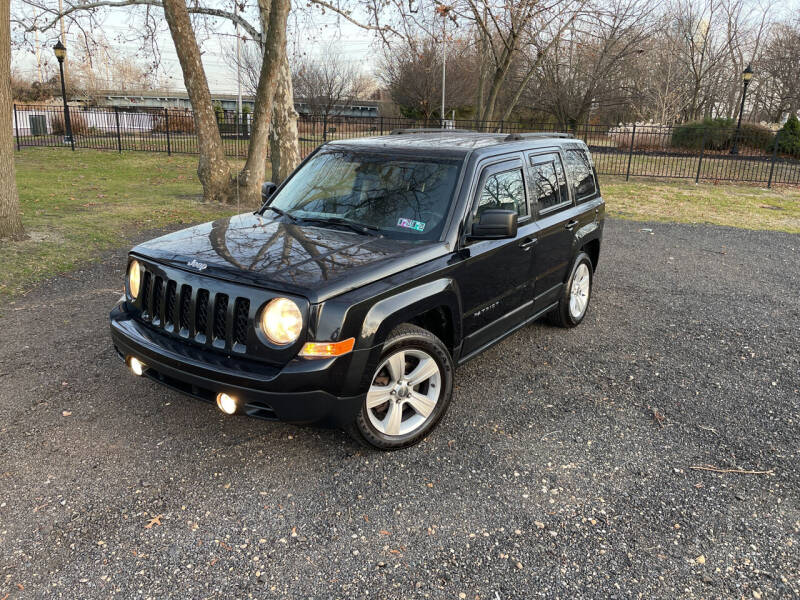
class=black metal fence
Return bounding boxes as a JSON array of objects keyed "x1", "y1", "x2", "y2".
[{"x1": 14, "y1": 104, "x2": 800, "y2": 187}]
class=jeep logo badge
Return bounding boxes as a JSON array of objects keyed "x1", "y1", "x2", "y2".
[{"x1": 187, "y1": 259, "x2": 207, "y2": 271}]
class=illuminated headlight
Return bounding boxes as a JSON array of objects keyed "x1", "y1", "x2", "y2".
[
  {"x1": 260, "y1": 298, "x2": 302, "y2": 345},
  {"x1": 127, "y1": 259, "x2": 142, "y2": 299}
]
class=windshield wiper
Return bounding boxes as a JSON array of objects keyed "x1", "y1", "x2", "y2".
[
  {"x1": 301, "y1": 216, "x2": 382, "y2": 237},
  {"x1": 265, "y1": 205, "x2": 300, "y2": 223}
]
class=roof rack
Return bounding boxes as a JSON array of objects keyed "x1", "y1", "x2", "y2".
[
  {"x1": 504, "y1": 132, "x2": 574, "y2": 141},
  {"x1": 388, "y1": 128, "x2": 475, "y2": 135}
]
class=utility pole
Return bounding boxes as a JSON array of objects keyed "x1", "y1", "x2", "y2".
[
  {"x1": 440, "y1": 14, "x2": 446, "y2": 125},
  {"x1": 233, "y1": 0, "x2": 242, "y2": 123},
  {"x1": 35, "y1": 28, "x2": 42, "y2": 83}
]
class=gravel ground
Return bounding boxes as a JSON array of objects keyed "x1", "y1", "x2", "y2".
[{"x1": 1, "y1": 219, "x2": 798, "y2": 599}]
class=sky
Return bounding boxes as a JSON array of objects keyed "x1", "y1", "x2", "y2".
[{"x1": 10, "y1": 3, "x2": 383, "y2": 94}]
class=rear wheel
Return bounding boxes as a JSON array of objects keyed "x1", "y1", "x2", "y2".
[
  {"x1": 549, "y1": 252, "x2": 593, "y2": 328},
  {"x1": 351, "y1": 324, "x2": 453, "y2": 450}
]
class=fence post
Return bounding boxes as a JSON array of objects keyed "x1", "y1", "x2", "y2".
[
  {"x1": 380, "y1": 116, "x2": 384, "y2": 136},
  {"x1": 695, "y1": 127, "x2": 709, "y2": 183},
  {"x1": 13, "y1": 104, "x2": 20, "y2": 151},
  {"x1": 625, "y1": 123, "x2": 636, "y2": 181},
  {"x1": 114, "y1": 107, "x2": 122, "y2": 153},
  {"x1": 767, "y1": 129, "x2": 781, "y2": 189},
  {"x1": 164, "y1": 108, "x2": 171, "y2": 156}
]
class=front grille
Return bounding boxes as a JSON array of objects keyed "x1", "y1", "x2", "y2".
[{"x1": 132, "y1": 261, "x2": 266, "y2": 357}]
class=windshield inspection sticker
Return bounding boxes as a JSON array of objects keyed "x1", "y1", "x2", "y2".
[{"x1": 397, "y1": 218, "x2": 426, "y2": 232}]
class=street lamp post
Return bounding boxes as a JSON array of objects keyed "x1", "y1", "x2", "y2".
[
  {"x1": 53, "y1": 40, "x2": 74, "y2": 151},
  {"x1": 730, "y1": 64, "x2": 753, "y2": 155}
]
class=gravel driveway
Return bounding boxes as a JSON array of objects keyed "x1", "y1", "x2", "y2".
[{"x1": 1, "y1": 219, "x2": 798, "y2": 599}]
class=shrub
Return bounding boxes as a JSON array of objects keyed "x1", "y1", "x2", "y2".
[
  {"x1": 671, "y1": 118, "x2": 775, "y2": 153},
  {"x1": 774, "y1": 114, "x2": 800, "y2": 157},
  {"x1": 671, "y1": 118, "x2": 734, "y2": 151},
  {"x1": 49, "y1": 111, "x2": 89, "y2": 136},
  {"x1": 737, "y1": 122, "x2": 775, "y2": 152},
  {"x1": 153, "y1": 111, "x2": 195, "y2": 133}
]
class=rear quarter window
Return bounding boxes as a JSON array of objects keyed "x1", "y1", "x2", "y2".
[{"x1": 564, "y1": 149, "x2": 598, "y2": 202}]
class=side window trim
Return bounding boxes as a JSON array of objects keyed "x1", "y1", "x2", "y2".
[{"x1": 528, "y1": 151, "x2": 573, "y2": 217}]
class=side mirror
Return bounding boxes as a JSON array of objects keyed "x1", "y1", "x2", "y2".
[
  {"x1": 470, "y1": 209, "x2": 518, "y2": 239},
  {"x1": 261, "y1": 181, "x2": 277, "y2": 202}
]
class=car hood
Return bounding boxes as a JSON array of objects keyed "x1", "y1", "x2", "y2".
[{"x1": 131, "y1": 213, "x2": 448, "y2": 302}]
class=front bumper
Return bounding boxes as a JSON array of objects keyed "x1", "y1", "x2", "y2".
[{"x1": 110, "y1": 302, "x2": 368, "y2": 427}]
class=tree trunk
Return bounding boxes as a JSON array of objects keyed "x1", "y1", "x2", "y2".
[
  {"x1": 162, "y1": 0, "x2": 233, "y2": 204},
  {"x1": 0, "y1": 0, "x2": 25, "y2": 240},
  {"x1": 270, "y1": 53, "x2": 300, "y2": 183},
  {"x1": 237, "y1": 0, "x2": 290, "y2": 204}
]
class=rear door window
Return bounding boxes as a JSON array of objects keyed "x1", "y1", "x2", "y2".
[
  {"x1": 564, "y1": 149, "x2": 598, "y2": 202},
  {"x1": 529, "y1": 153, "x2": 570, "y2": 214}
]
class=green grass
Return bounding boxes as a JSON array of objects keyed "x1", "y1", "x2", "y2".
[
  {"x1": 603, "y1": 176, "x2": 800, "y2": 233},
  {"x1": 2, "y1": 148, "x2": 245, "y2": 300}
]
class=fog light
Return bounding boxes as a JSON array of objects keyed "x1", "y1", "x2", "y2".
[
  {"x1": 216, "y1": 393, "x2": 238, "y2": 415},
  {"x1": 128, "y1": 356, "x2": 145, "y2": 376}
]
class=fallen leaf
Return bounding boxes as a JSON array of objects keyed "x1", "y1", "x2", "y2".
[
  {"x1": 696, "y1": 555, "x2": 706, "y2": 565},
  {"x1": 61, "y1": 410, "x2": 72, "y2": 417},
  {"x1": 379, "y1": 530, "x2": 391, "y2": 536},
  {"x1": 144, "y1": 514, "x2": 163, "y2": 529}
]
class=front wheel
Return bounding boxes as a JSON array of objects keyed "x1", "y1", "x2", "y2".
[
  {"x1": 351, "y1": 324, "x2": 454, "y2": 450},
  {"x1": 549, "y1": 252, "x2": 594, "y2": 328}
]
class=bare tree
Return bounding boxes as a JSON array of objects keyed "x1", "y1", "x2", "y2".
[
  {"x1": 12, "y1": 0, "x2": 298, "y2": 204},
  {"x1": 2, "y1": 0, "x2": 25, "y2": 240},
  {"x1": 755, "y1": 18, "x2": 800, "y2": 120},
  {"x1": 292, "y1": 47, "x2": 366, "y2": 139},
  {"x1": 378, "y1": 34, "x2": 477, "y2": 120},
  {"x1": 525, "y1": 0, "x2": 652, "y2": 129}
]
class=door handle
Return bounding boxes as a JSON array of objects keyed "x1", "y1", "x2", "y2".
[
  {"x1": 565, "y1": 219, "x2": 579, "y2": 230},
  {"x1": 519, "y1": 237, "x2": 537, "y2": 251}
]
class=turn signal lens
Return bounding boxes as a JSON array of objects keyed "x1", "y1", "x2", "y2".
[
  {"x1": 128, "y1": 259, "x2": 141, "y2": 299},
  {"x1": 260, "y1": 297, "x2": 303, "y2": 345},
  {"x1": 299, "y1": 338, "x2": 355, "y2": 358}
]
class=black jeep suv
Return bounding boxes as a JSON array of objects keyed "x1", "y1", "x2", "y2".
[{"x1": 110, "y1": 130, "x2": 604, "y2": 449}]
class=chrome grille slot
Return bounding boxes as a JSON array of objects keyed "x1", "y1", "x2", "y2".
[
  {"x1": 179, "y1": 284, "x2": 192, "y2": 334},
  {"x1": 165, "y1": 280, "x2": 177, "y2": 329},
  {"x1": 152, "y1": 276, "x2": 164, "y2": 325},
  {"x1": 212, "y1": 294, "x2": 229, "y2": 342},
  {"x1": 140, "y1": 271, "x2": 152, "y2": 319},
  {"x1": 195, "y1": 289, "x2": 210, "y2": 341},
  {"x1": 233, "y1": 298, "x2": 250, "y2": 348}
]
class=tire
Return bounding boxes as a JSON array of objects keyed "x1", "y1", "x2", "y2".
[
  {"x1": 548, "y1": 251, "x2": 593, "y2": 328},
  {"x1": 350, "y1": 324, "x2": 454, "y2": 450}
]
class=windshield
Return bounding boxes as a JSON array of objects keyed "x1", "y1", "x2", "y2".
[{"x1": 267, "y1": 149, "x2": 462, "y2": 240}]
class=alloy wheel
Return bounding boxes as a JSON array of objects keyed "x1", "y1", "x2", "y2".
[
  {"x1": 569, "y1": 263, "x2": 591, "y2": 319},
  {"x1": 366, "y1": 348, "x2": 441, "y2": 437}
]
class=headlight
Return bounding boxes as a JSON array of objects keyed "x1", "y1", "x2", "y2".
[
  {"x1": 128, "y1": 259, "x2": 141, "y2": 299},
  {"x1": 260, "y1": 297, "x2": 302, "y2": 345}
]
